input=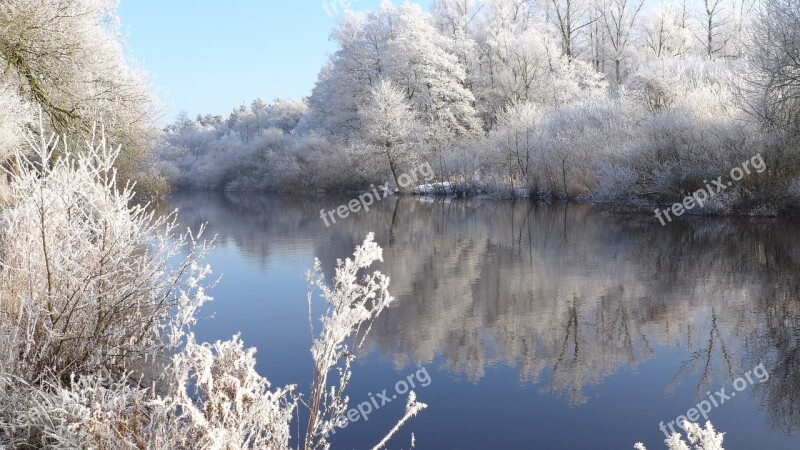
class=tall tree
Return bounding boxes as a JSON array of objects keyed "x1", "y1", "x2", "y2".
[
  {"x1": 599, "y1": 0, "x2": 645, "y2": 85},
  {"x1": 0, "y1": 0, "x2": 157, "y2": 186},
  {"x1": 388, "y1": 3, "x2": 483, "y2": 139},
  {"x1": 637, "y1": 3, "x2": 693, "y2": 60},
  {"x1": 359, "y1": 79, "x2": 419, "y2": 189},
  {"x1": 546, "y1": 0, "x2": 595, "y2": 59}
]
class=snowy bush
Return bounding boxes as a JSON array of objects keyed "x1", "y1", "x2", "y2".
[
  {"x1": 0, "y1": 124, "x2": 212, "y2": 385},
  {"x1": 0, "y1": 84, "x2": 29, "y2": 162},
  {"x1": 163, "y1": 334, "x2": 297, "y2": 449},
  {"x1": 593, "y1": 163, "x2": 640, "y2": 202},
  {"x1": 0, "y1": 127, "x2": 425, "y2": 447}
]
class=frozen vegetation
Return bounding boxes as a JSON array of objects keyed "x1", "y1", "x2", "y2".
[
  {"x1": 0, "y1": 126, "x2": 425, "y2": 448},
  {"x1": 635, "y1": 421, "x2": 725, "y2": 450},
  {"x1": 1, "y1": 0, "x2": 799, "y2": 212},
  {"x1": 154, "y1": 0, "x2": 800, "y2": 216},
  {"x1": 0, "y1": 0, "x2": 162, "y2": 193},
  {"x1": 0, "y1": 0, "x2": 798, "y2": 447}
]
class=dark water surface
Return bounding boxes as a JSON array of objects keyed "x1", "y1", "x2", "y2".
[{"x1": 159, "y1": 192, "x2": 800, "y2": 450}]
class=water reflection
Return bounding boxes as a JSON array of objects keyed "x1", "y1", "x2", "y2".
[{"x1": 163, "y1": 192, "x2": 800, "y2": 439}]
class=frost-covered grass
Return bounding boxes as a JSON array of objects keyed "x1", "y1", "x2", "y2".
[
  {"x1": 635, "y1": 421, "x2": 725, "y2": 450},
  {"x1": 0, "y1": 125, "x2": 425, "y2": 448}
]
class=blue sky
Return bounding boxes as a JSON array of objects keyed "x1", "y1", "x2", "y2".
[{"x1": 119, "y1": 0, "x2": 432, "y2": 124}]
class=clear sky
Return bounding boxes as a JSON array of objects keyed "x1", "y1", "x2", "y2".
[{"x1": 118, "y1": 0, "x2": 432, "y2": 124}]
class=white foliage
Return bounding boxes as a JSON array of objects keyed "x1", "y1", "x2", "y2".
[
  {"x1": 359, "y1": 79, "x2": 420, "y2": 187},
  {"x1": 0, "y1": 84, "x2": 29, "y2": 161},
  {"x1": 0, "y1": 0, "x2": 159, "y2": 187},
  {"x1": 303, "y1": 232, "x2": 397, "y2": 450},
  {"x1": 0, "y1": 136, "x2": 423, "y2": 448},
  {"x1": 0, "y1": 122, "x2": 212, "y2": 384},
  {"x1": 635, "y1": 421, "x2": 725, "y2": 450},
  {"x1": 164, "y1": 334, "x2": 297, "y2": 449}
]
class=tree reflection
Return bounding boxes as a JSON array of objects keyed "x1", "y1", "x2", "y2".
[{"x1": 163, "y1": 192, "x2": 800, "y2": 433}]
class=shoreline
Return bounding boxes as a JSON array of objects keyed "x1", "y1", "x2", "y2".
[{"x1": 161, "y1": 187, "x2": 800, "y2": 220}]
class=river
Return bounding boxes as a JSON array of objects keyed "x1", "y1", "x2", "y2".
[{"x1": 159, "y1": 192, "x2": 800, "y2": 449}]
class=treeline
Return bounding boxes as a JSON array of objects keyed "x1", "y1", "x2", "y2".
[{"x1": 156, "y1": 0, "x2": 800, "y2": 215}]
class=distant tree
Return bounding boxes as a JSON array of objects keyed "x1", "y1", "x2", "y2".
[
  {"x1": 431, "y1": 0, "x2": 482, "y2": 72},
  {"x1": 265, "y1": 97, "x2": 308, "y2": 132},
  {"x1": 692, "y1": 0, "x2": 753, "y2": 58},
  {"x1": 546, "y1": 0, "x2": 596, "y2": 59},
  {"x1": 307, "y1": 8, "x2": 391, "y2": 137},
  {"x1": 251, "y1": 97, "x2": 269, "y2": 129},
  {"x1": 637, "y1": 4, "x2": 693, "y2": 60},
  {"x1": 389, "y1": 3, "x2": 483, "y2": 140},
  {"x1": 598, "y1": 0, "x2": 645, "y2": 85},
  {"x1": 491, "y1": 102, "x2": 543, "y2": 190}
]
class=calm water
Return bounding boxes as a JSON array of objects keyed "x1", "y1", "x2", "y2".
[{"x1": 160, "y1": 192, "x2": 800, "y2": 449}]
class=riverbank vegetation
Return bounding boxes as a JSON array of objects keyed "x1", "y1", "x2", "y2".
[
  {"x1": 156, "y1": 0, "x2": 800, "y2": 216},
  {"x1": 0, "y1": 126, "x2": 422, "y2": 448}
]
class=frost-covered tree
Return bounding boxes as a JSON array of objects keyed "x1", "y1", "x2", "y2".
[
  {"x1": 307, "y1": 7, "x2": 392, "y2": 137},
  {"x1": 692, "y1": 0, "x2": 752, "y2": 58},
  {"x1": 266, "y1": 97, "x2": 309, "y2": 133},
  {"x1": 748, "y1": 0, "x2": 800, "y2": 136},
  {"x1": 309, "y1": 3, "x2": 480, "y2": 140},
  {"x1": 0, "y1": 84, "x2": 29, "y2": 162},
  {"x1": 490, "y1": 102, "x2": 544, "y2": 189},
  {"x1": 0, "y1": 0, "x2": 158, "y2": 187},
  {"x1": 431, "y1": 0, "x2": 481, "y2": 72},
  {"x1": 598, "y1": 0, "x2": 645, "y2": 85},
  {"x1": 545, "y1": 0, "x2": 595, "y2": 59},
  {"x1": 360, "y1": 80, "x2": 419, "y2": 189},
  {"x1": 470, "y1": 0, "x2": 541, "y2": 125},
  {"x1": 636, "y1": 4, "x2": 694, "y2": 60},
  {"x1": 390, "y1": 3, "x2": 483, "y2": 139}
]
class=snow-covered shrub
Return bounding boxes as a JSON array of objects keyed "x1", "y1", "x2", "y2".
[
  {"x1": 0, "y1": 124, "x2": 212, "y2": 384},
  {"x1": 626, "y1": 57, "x2": 738, "y2": 119},
  {"x1": 593, "y1": 163, "x2": 640, "y2": 203},
  {"x1": 634, "y1": 421, "x2": 724, "y2": 450},
  {"x1": 488, "y1": 102, "x2": 544, "y2": 190},
  {"x1": 0, "y1": 372, "x2": 156, "y2": 448},
  {"x1": 0, "y1": 139, "x2": 423, "y2": 448},
  {"x1": 164, "y1": 334, "x2": 297, "y2": 449},
  {"x1": 1, "y1": 335, "x2": 297, "y2": 449},
  {"x1": 303, "y1": 233, "x2": 427, "y2": 450}
]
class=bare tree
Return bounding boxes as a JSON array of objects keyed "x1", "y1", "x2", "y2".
[
  {"x1": 547, "y1": 0, "x2": 597, "y2": 59},
  {"x1": 599, "y1": 0, "x2": 646, "y2": 85},
  {"x1": 747, "y1": 0, "x2": 800, "y2": 135}
]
